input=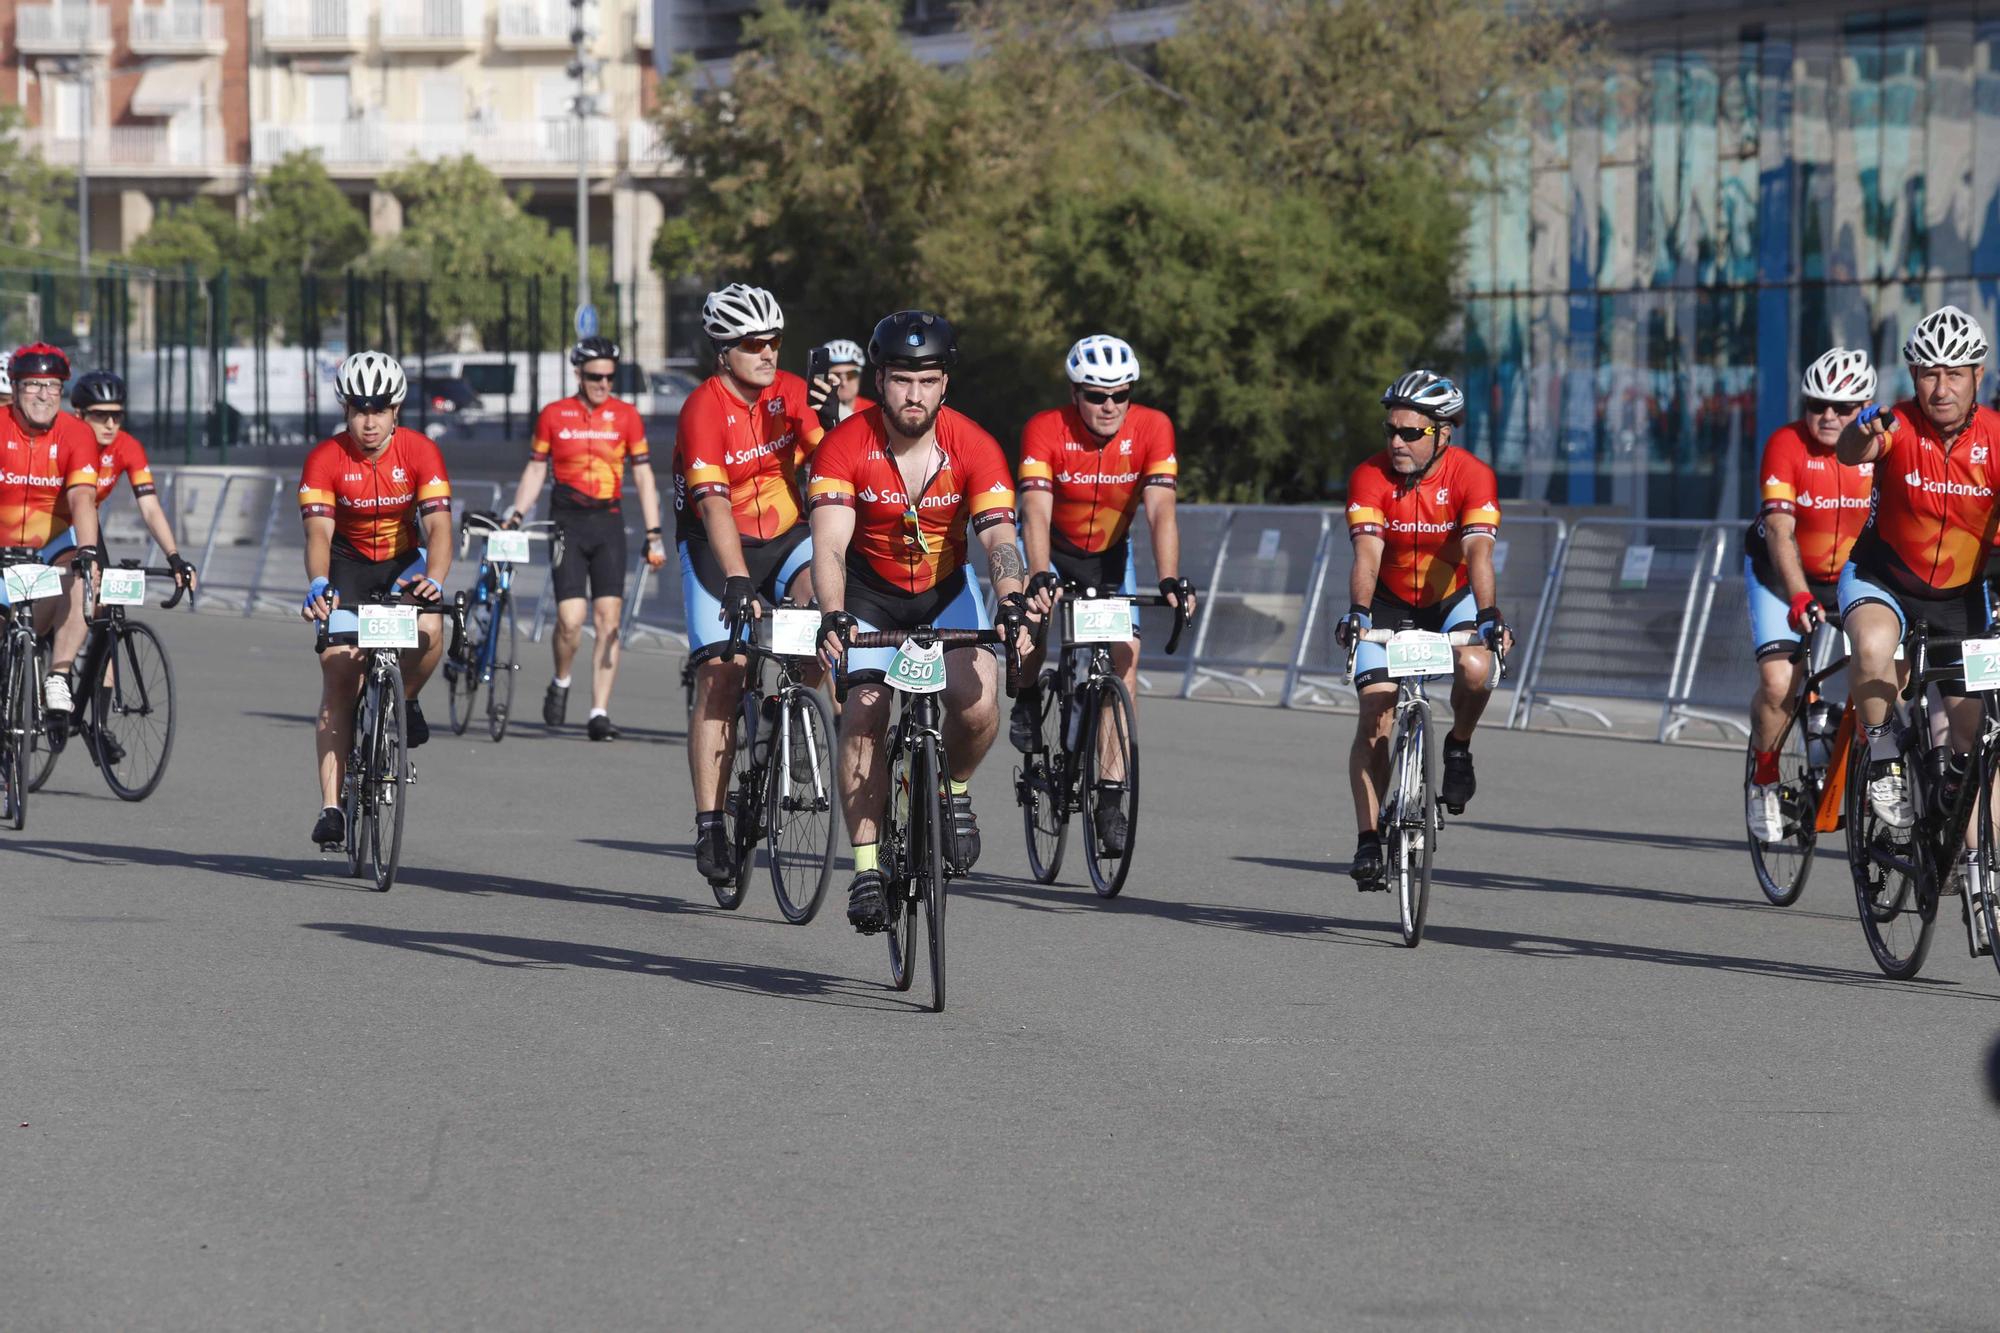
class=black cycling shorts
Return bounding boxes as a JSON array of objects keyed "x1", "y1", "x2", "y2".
[
  {"x1": 1353, "y1": 587, "x2": 1478, "y2": 689},
  {"x1": 551, "y1": 504, "x2": 627, "y2": 602},
  {"x1": 319, "y1": 547, "x2": 427, "y2": 653},
  {"x1": 1048, "y1": 537, "x2": 1132, "y2": 595}
]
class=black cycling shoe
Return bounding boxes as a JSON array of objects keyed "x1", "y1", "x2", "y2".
[
  {"x1": 947, "y1": 791, "x2": 981, "y2": 873},
  {"x1": 404, "y1": 699, "x2": 430, "y2": 749},
  {"x1": 695, "y1": 823, "x2": 735, "y2": 884},
  {"x1": 846, "y1": 869, "x2": 890, "y2": 934},
  {"x1": 543, "y1": 680, "x2": 569, "y2": 727},
  {"x1": 1093, "y1": 790, "x2": 1130, "y2": 856},
  {"x1": 587, "y1": 714, "x2": 620, "y2": 742},
  {"x1": 82, "y1": 725, "x2": 125, "y2": 768},
  {"x1": 1349, "y1": 832, "x2": 1386, "y2": 890},
  {"x1": 312, "y1": 805, "x2": 346, "y2": 849},
  {"x1": 1008, "y1": 686, "x2": 1042, "y2": 753},
  {"x1": 1440, "y1": 737, "x2": 1475, "y2": 814}
]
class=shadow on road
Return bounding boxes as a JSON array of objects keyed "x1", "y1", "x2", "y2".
[
  {"x1": 299, "y1": 922, "x2": 920, "y2": 1010},
  {"x1": 391, "y1": 861, "x2": 741, "y2": 919},
  {"x1": 1, "y1": 838, "x2": 371, "y2": 887},
  {"x1": 952, "y1": 874, "x2": 1393, "y2": 945},
  {"x1": 1454, "y1": 820, "x2": 1745, "y2": 856}
]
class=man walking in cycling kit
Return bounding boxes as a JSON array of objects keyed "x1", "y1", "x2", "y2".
[
  {"x1": 506, "y1": 335, "x2": 665, "y2": 741},
  {"x1": 1837, "y1": 305, "x2": 1999, "y2": 837},
  {"x1": 808, "y1": 310, "x2": 1034, "y2": 934},
  {"x1": 1336, "y1": 371, "x2": 1509, "y2": 888},
  {"x1": 1010, "y1": 334, "x2": 1193, "y2": 855},
  {"x1": 676, "y1": 283, "x2": 824, "y2": 884},
  {"x1": 1742, "y1": 348, "x2": 1878, "y2": 841},
  {"x1": 299, "y1": 351, "x2": 454, "y2": 848}
]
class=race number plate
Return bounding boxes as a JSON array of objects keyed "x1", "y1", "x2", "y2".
[
  {"x1": 485, "y1": 530, "x2": 531, "y2": 564},
  {"x1": 356, "y1": 605, "x2": 421, "y2": 649},
  {"x1": 98, "y1": 569, "x2": 147, "y2": 606},
  {"x1": 1963, "y1": 639, "x2": 2000, "y2": 692},
  {"x1": 1069, "y1": 598, "x2": 1134, "y2": 644},
  {"x1": 1, "y1": 563, "x2": 62, "y2": 603},
  {"x1": 1383, "y1": 630, "x2": 1454, "y2": 679},
  {"x1": 887, "y1": 638, "x2": 948, "y2": 694},
  {"x1": 767, "y1": 607, "x2": 822, "y2": 659}
]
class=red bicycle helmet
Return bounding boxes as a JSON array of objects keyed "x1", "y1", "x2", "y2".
[{"x1": 8, "y1": 342, "x2": 72, "y2": 383}]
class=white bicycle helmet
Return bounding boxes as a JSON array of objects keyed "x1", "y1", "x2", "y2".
[
  {"x1": 335, "y1": 350, "x2": 408, "y2": 410},
  {"x1": 821, "y1": 338, "x2": 865, "y2": 367},
  {"x1": 1799, "y1": 347, "x2": 1877, "y2": 402},
  {"x1": 1065, "y1": 334, "x2": 1140, "y2": 388},
  {"x1": 1381, "y1": 369, "x2": 1466, "y2": 422},
  {"x1": 1903, "y1": 304, "x2": 1990, "y2": 368},
  {"x1": 0, "y1": 364, "x2": 11, "y2": 396},
  {"x1": 701, "y1": 283, "x2": 784, "y2": 342}
]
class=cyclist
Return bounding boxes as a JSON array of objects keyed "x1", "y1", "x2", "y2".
[
  {"x1": 1836, "y1": 305, "x2": 1998, "y2": 837},
  {"x1": 1335, "y1": 371, "x2": 1507, "y2": 889},
  {"x1": 813, "y1": 338, "x2": 872, "y2": 427},
  {"x1": 807, "y1": 310, "x2": 1034, "y2": 934},
  {"x1": 298, "y1": 351, "x2": 454, "y2": 849},
  {"x1": 1010, "y1": 334, "x2": 1194, "y2": 855},
  {"x1": 0, "y1": 343, "x2": 103, "y2": 713},
  {"x1": 675, "y1": 283, "x2": 823, "y2": 884},
  {"x1": 1743, "y1": 348, "x2": 1877, "y2": 841},
  {"x1": 505, "y1": 335, "x2": 664, "y2": 741}
]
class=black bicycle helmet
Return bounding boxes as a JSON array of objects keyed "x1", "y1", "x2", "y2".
[
  {"x1": 571, "y1": 336, "x2": 621, "y2": 366},
  {"x1": 71, "y1": 369, "x2": 127, "y2": 409},
  {"x1": 867, "y1": 310, "x2": 958, "y2": 370}
]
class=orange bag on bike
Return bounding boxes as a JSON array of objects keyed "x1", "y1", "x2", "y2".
[{"x1": 1815, "y1": 701, "x2": 1854, "y2": 833}]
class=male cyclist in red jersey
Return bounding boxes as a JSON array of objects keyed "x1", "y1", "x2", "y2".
[
  {"x1": 1335, "y1": 371, "x2": 1508, "y2": 889},
  {"x1": 298, "y1": 351, "x2": 454, "y2": 849},
  {"x1": 675, "y1": 283, "x2": 824, "y2": 884},
  {"x1": 0, "y1": 343, "x2": 103, "y2": 717},
  {"x1": 1837, "y1": 306, "x2": 1999, "y2": 874},
  {"x1": 505, "y1": 335, "x2": 664, "y2": 741},
  {"x1": 808, "y1": 310, "x2": 1034, "y2": 934},
  {"x1": 1010, "y1": 334, "x2": 1194, "y2": 855},
  {"x1": 1742, "y1": 348, "x2": 1877, "y2": 843}
]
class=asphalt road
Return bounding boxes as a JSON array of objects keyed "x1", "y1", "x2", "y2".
[{"x1": 5, "y1": 608, "x2": 1998, "y2": 1332}]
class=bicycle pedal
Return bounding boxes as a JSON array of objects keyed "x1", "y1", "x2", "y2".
[{"x1": 1444, "y1": 802, "x2": 1465, "y2": 816}]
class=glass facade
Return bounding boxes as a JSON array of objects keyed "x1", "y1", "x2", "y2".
[{"x1": 1459, "y1": 6, "x2": 2000, "y2": 518}]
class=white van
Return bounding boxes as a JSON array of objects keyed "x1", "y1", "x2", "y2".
[{"x1": 432, "y1": 354, "x2": 683, "y2": 422}]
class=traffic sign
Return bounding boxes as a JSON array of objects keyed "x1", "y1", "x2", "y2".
[{"x1": 575, "y1": 304, "x2": 598, "y2": 338}]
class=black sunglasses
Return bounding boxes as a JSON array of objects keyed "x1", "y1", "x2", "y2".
[
  {"x1": 1079, "y1": 388, "x2": 1132, "y2": 406},
  {"x1": 1383, "y1": 422, "x2": 1439, "y2": 443},
  {"x1": 1804, "y1": 398, "x2": 1861, "y2": 416},
  {"x1": 83, "y1": 410, "x2": 125, "y2": 424},
  {"x1": 580, "y1": 371, "x2": 616, "y2": 384},
  {"x1": 732, "y1": 335, "x2": 782, "y2": 353}
]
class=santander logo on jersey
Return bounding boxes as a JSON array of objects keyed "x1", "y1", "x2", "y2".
[
  {"x1": 0, "y1": 470, "x2": 60, "y2": 489},
  {"x1": 1904, "y1": 468, "x2": 1993, "y2": 498}
]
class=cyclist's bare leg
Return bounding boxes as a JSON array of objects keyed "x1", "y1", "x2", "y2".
[
  {"x1": 1845, "y1": 602, "x2": 1904, "y2": 732},
  {"x1": 1936, "y1": 691, "x2": 1985, "y2": 850},
  {"x1": 315, "y1": 648, "x2": 366, "y2": 808},
  {"x1": 589, "y1": 595, "x2": 622, "y2": 711},
  {"x1": 1349, "y1": 682, "x2": 1397, "y2": 831},
  {"x1": 551, "y1": 596, "x2": 587, "y2": 681},
  {"x1": 689, "y1": 654, "x2": 746, "y2": 811},
  {"x1": 1751, "y1": 656, "x2": 1802, "y2": 753},
  {"x1": 1446, "y1": 644, "x2": 1496, "y2": 743},
  {"x1": 49, "y1": 555, "x2": 87, "y2": 674},
  {"x1": 838, "y1": 681, "x2": 892, "y2": 845},
  {"x1": 399, "y1": 620, "x2": 444, "y2": 697},
  {"x1": 941, "y1": 646, "x2": 999, "y2": 784},
  {"x1": 1094, "y1": 637, "x2": 1141, "y2": 784}
]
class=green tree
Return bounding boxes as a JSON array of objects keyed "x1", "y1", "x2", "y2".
[
  {"x1": 0, "y1": 106, "x2": 77, "y2": 264},
  {"x1": 127, "y1": 197, "x2": 241, "y2": 278}
]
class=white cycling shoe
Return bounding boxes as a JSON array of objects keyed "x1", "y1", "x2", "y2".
[
  {"x1": 43, "y1": 674, "x2": 73, "y2": 714},
  {"x1": 1866, "y1": 761, "x2": 1917, "y2": 830},
  {"x1": 1746, "y1": 782, "x2": 1786, "y2": 843}
]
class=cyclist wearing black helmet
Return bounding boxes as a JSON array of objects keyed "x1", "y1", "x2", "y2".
[
  {"x1": 505, "y1": 334, "x2": 664, "y2": 741},
  {"x1": 807, "y1": 310, "x2": 1035, "y2": 934}
]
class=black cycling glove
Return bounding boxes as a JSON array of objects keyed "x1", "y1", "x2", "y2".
[
  {"x1": 168, "y1": 552, "x2": 196, "y2": 587},
  {"x1": 722, "y1": 575, "x2": 757, "y2": 627}
]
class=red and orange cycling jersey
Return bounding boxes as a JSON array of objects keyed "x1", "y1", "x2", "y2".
[
  {"x1": 806, "y1": 406, "x2": 1017, "y2": 595},
  {"x1": 1016, "y1": 403, "x2": 1178, "y2": 555},
  {"x1": 0, "y1": 408, "x2": 99, "y2": 548},
  {"x1": 673, "y1": 370, "x2": 821, "y2": 544},
  {"x1": 1849, "y1": 401, "x2": 2000, "y2": 594},
  {"x1": 297, "y1": 427, "x2": 452, "y2": 563},
  {"x1": 1345, "y1": 447, "x2": 1501, "y2": 607},
  {"x1": 531, "y1": 396, "x2": 648, "y2": 508},
  {"x1": 1743, "y1": 421, "x2": 1874, "y2": 586},
  {"x1": 56, "y1": 430, "x2": 157, "y2": 526}
]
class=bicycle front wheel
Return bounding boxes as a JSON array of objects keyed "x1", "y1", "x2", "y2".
[
  {"x1": 1017, "y1": 668, "x2": 1069, "y2": 885},
  {"x1": 1387, "y1": 702, "x2": 1437, "y2": 947},
  {"x1": 2, "y1": 637, "x2": 32, "y2": 829},
  {"x1": 342, "y1": 694, "x2": 369, "y2": 879},
  {"x1": 1975, "y1": 739, "x2": 2000, "y2": 977},
  {"x1": 92, "y1": 621, "x2": 176, "y2": 801},
  {"x1": 885, "y1": 733, "x2": 918, "y2": 993},
  {"x1": 25, "y1": 637, "x2": 61, "y2": 793},
  {"x1": 1080, "y1": 677, "x2": 1140, "y2": 899},
  {"x1": 446, "y1": 601, "x2": 478, "y2": 736},
  {"x1": 488, "y1": 591, "x2": 518, "y2": 742},
  {"x1": 768, "y1": 685, "x2": 838, "y2": 923},
  {"x1": 916, "y1": 731, "x2": 948, "y2": 1012},
  {"x1": 1845, "y1": 737, "x2": 1935, "y2": 978},
  {"x1": 1746, "y1": 720, "x2": 1816, "y2": 907},
  {"x1": 367, "y1": 666, "x2": 408, "y2": 893}
]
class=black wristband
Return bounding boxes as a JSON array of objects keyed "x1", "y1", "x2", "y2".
[
  {"x1": 1348, "y1": 603, "x2": 1370, "y2": 620},
  {"x1": 645, "y1": 527, "x2": 662, "y2": 536},
  {"x1": 1476, "y1": 605, "x2": 1503, "y2": 626}
]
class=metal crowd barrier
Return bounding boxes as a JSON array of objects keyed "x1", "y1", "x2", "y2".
[{"x1": 1658, "y1": 523, "x2": 1762, "y2": 743}]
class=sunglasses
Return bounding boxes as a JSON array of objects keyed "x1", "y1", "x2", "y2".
[
  {"x1": 1383, "y1": 422, "x2": 1439, "y2": 443},
  {"x1": 580, "y1": 372, "x2": 615, "y2": 384},
  {"x1": 1804, "y1": 398, "x2": 1862, "y2": 416},
  {"x1": 83, "y1": 410, "x2": 124, "y2": 425},
  {"x1": 900, "y1": 505, "x2": 932, "y2": 554},
  {"x1": 1079, "y1": 389, "x2": 1132, "y2": 406},
  {"x1": 732, "y1": 335, "x2": 782, "y2": 353},
  {"x1": 833, "y1": 369, "x2": 861, "y2": 383}
]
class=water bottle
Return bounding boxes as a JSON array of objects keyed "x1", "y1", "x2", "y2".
[{"x1": 1803, "y1": 699, "x2": 1838, "y2": 771}]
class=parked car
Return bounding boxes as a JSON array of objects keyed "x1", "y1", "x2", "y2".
[{"x1": 411, "y1": 375, "x2": 481, "y2": 419}]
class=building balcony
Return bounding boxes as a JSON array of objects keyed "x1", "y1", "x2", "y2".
[
  {"x1": 261, "y1": 0, "x2": 365, "y2": 51},
  {"x1": 635, "y1": 1, "x2": 653, "y2": 48},
  {"x1": 380, "y1": 0, "x2": 487, "y2": 50},
  {"x1": 31, "y1": 124, "x2": 229, "y2": 175},
  {"x1": 253, "y1": 119, "x2": 620, "y2": 175},
  {"x1": 128, "y1": 3, "x2": 227, "y2": 54},
  {"x1": 16, "y1": 4, "x2": 113, "y2": 55},
  {"x1": 626, "y1": 119, "x2": 675, "y2": 173},
  {"x1": 494, "y1": 0, "x2": 571, "y2": 49}
]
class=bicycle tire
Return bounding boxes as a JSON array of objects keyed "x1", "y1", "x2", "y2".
[
  {"x1": 768, "y1": 684, "x2": 838, "y2": 924},
  {"x1": 1017, "y1": 668, "x2": 1069, "y2": 885},
  {"x1": 710, "y1": 688, "x2": 757, "y2": 910},
  {"x1": 1844, "y1": 734, "x2": 1935, "y2": 978},
  {"x1": 445, "y1": 601, "x2": 478, "y2": 736},
  {"x1": 342, "y1": 689, "x2": 368, "y2": 878},
  {"x1": 3, "y1": 634, "x2": 31, "y2": 829},
  {"x1": 1975, "y1": 739, "x2": 2000, "y2": 977},
  {"x1": 92, "y1": 620, "x2": 176, "y2": 802},
  {"x1": 488, "y1": 591, "x2": 517, "y2": 743},
  {"x1": 1746, "y1": 717, "x2": 1816, "y2": 907},
  {"x1": 25, "y1": 638, "x2": 60, "y2": 794},
  {"x1": 917, "y1": 731, "x2": 948, "y2": 1012},
  {"x1": 368, "y1": 665, "x2": 408, "y2": 893},
  {"x1": 1079, "y1": 676, "x2": 1140, "y2": 899},
  {"x1": 1387, "y1": 702, "x2": 1438, "y2": 947},
  {"x1": 885, "y1": 731, "x2": 917, "y2": 993}
]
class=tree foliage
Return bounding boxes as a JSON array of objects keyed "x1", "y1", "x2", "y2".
[
  {"x1": 0, "y1": 106, "x2": 77, "y2": 264},
  {"x1": 653, "y1": 0, "x2": 1576, "y2": 499},
  {"x1": 128, "y1": 197, "x2": 240, "y2": 277}
]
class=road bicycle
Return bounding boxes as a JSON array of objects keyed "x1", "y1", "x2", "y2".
[
  {"x1": 705, "y1": 603, "x2": 839, "y2": 922},
  {"x1": 1348, "y1": 626, "x2": 1502, "y2": 947},
  {"x1": 315, "y1": 591, "x2": 463, "y2": 893},
  {"x1": 1744, "y1": 614, "x2": 1846, "y2": 907},
  {"x1": 30, "y1": 558, "x2": 189, "y2": 802},
  {"x1": 838, "y1": 625, "x2": 1019, "y2": 1012},
  {"x1": 444, "y1": 512, "x2": 551, "y2": 742},
  {"x1": 1015, "y1": 581, "x2": 1191, "y2": 898},
  {"x1": 0, "y1": 548, "x2": 62, "y2": 830}
]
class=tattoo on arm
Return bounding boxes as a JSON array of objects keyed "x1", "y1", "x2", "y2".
[{"x1": 990, "y1": 541, "x2": 1024, "y2": 585}]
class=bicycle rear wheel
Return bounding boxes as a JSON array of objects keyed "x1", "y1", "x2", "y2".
[
  {"x1": 1975, "y1": 740, "x2": 2000, "y2": 977},
  {"x1": 367, "y1": 666, "x2": 408, "y2": 893},
  {"x1": 1387, "y1": 703, "x2": 1438, "y2": 947},
  {"x1": 488, "y1": 591, "x2": 518, "y2": 742},
  {"x1": 2, "y1": 637, "x2": 31, "y2": 829},
  {"x1": 885, "y1": 733, "x2": 918, "y2": 993},
  {"x1": 446, "y1": 600, "x2": 479, "y2": 736},
  {"x1": 92, "y1": 621, "x2": 176, "y2": 801},
  {"x1": 768, "y1": 685, "x2": 838, "y2": 924},
  {"x1": 1017, "y1": 668, "x2": 1069, "y2": 885},
  {"x1": 1080, "y1": 677, "x2": 1139, "y2": 899},
  {"x1": 1747, "y1": 720, "x2": 1816, "y2": 907},
  {"x1": 916, "y1": 732, "x2": 948, "y2": 1012},
  {"x1": 1845, "y1": 736, "x2": 1935, "y2": 978}
]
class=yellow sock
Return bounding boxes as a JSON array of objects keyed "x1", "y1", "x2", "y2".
[
  {"x1": 948, "y1": 779, "x2": 969, "y2": 797},
  {"x1": 853, "y1": 843, "x2": 879, "y2": 873}
]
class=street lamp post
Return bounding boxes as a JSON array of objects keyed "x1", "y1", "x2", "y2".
[{"x1": 568, "y1": 0, "x2": 601, "y2": 334}]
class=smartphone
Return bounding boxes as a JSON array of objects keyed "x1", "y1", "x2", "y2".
[{"x1": 806, "y1": 346, "x2": 831, "y2": 385}]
